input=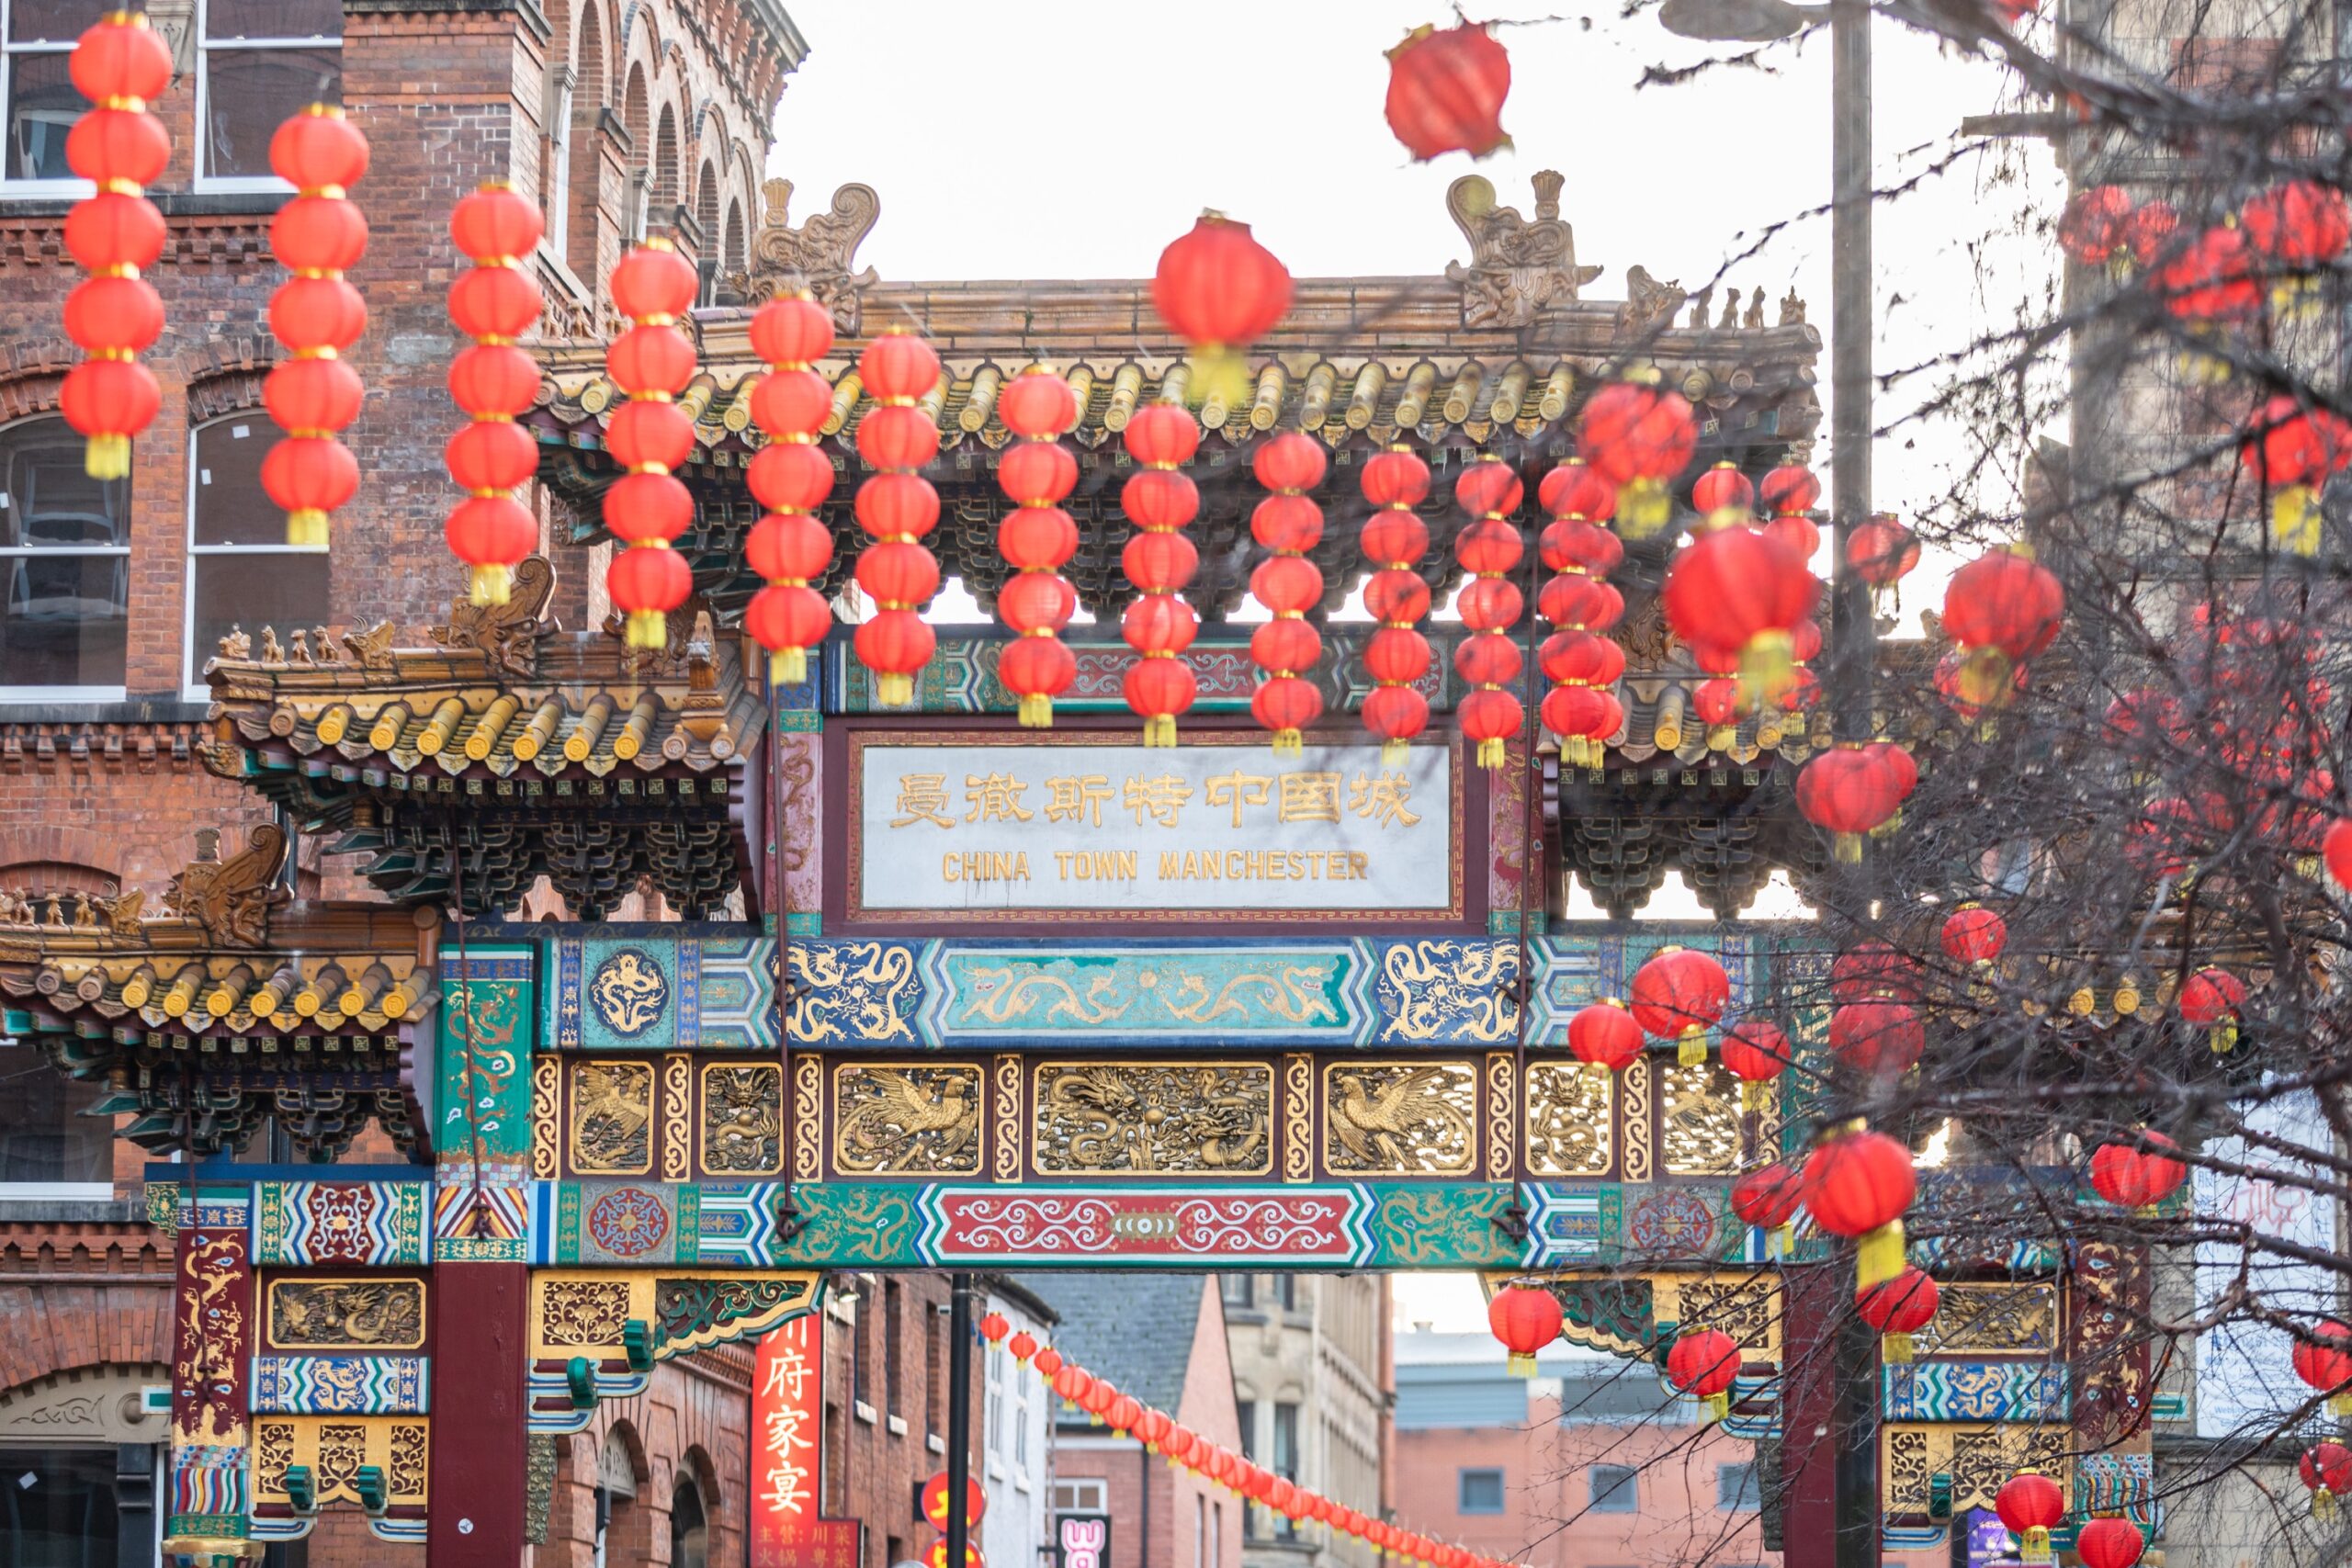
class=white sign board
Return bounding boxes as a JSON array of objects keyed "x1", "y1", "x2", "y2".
[
  {"x1": 846, "y1": 733, "x2": 1462, "y2": 923},
  {"x1": 2194, "y1": 1088, "x2": 2340, "y2": 1438}
]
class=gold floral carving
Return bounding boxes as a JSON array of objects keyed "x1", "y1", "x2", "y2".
[
  {"x1": 570, "y1": 1060, "x2": 654, "y2": 1175},
  {"x1": 1283, "y1": 1054, "x2": 1313, "y2": 1182},
  {"x1": 834, "y1": 1065, "x2": 983, "y2": 1174},
  {"x1": 1662, "y1": 1061, "x2": 1742, "y2": 1175},
  {"x1": 992, "y1": 1055, "x2": 1022, "y2": 1183},
  {"x1": 1926, "y1": 1282, "x2": 2059, "y2": 1355},
  {"x1": 1883, "y1": 1425, "x2": 2065, "y2": 1515},
  {"x1": 251, "y1": 1416, "x2": 431, "y2": 1507},
  {"x1": 318, "y1": 1422, "x2": 365, "y2": 1495},
  {"x1": 701, "y1": 1063, "x2": 782, "y2": 1174},
  {"x1": 266, "y1": 1280, "x2": 426, "y2": 1351},
  {"x1": 388, "y1": 1421, "x2": 428, "y2": 1497},
  {"x1": 1322, "y1": 1062, "x2": 1476, "y2": 1176},
  {"x1": 1525, "y1": 1065, "x2": 1611, "y2": 1176},
  {"x1": 1035, "y1": 1062, "x2": 1272, "y2": 1175},
  {"x1": 1678, "y1": 1276, "x2": 1780, "y2": 1353},
  {"x1": 256, "y1": 1420, "x2": 295, "y2": 1495},
  {"x1": 662, "y1": 1054, "x2": 692, "y2": 1180},
  {"x1": 539, "y1": 1280, "x2": 631, "y2": 1348},
  {"x1": 1483, "y1": 1053, "x2": 1515, "y2": 1181},
  {"x1": 1621, "y1": 1055, "x2": 1653, "y2": 1183},
  {"x1": 792, "y1": 1055, "x2": 822, "y2": 1181},
  {"x1": 530, "y1": 1055, "x2": 560, "y2": 1180}
]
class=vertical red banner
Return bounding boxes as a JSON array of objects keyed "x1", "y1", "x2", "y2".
[{"x1": 752, "y1": 1311, "x2": 859, "y2": 1568}]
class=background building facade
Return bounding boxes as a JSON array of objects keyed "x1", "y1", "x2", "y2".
[{"x1": 1222, "y1": 1273, "x2": 1390, "y2": 1568}]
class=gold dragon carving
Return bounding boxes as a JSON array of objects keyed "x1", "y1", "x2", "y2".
[
  {"x1": 1035, "y1": 1063, "x2": 1271, "y2": 1175},
  {"x1": 267, "y1": 1280, "x2": 425, "y2": 1351},
  {"x1": 1525, "y1": 1065, "x2": 1611, "y2": 1176},
  {"x1": 834, "y1": 1065, "x2": 983, "y2": 1174},
  {"x1": 701, "y1": 1064, "x2": 782, "y2": 1174},
  {"x1": 1323, "y1": 1063, "x2": 1476, "y2": 1176}
]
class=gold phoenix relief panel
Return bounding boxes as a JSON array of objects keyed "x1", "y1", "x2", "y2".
[
  {"x1": 1883, "y1": 1425, "x2": 2066, "y2": 1516},
  {"x1": 266, "y1": 1279, "x2": 427, "y2": 1352},
  {"x1": 1925, "y1": 1281, "x2": 2060, "y2": 1356},
  {"x1": 1034, "y1": 1062, "x2": 1273, "y2": 1175},
  {"x1": 1321, "y1": 1062, "x2": 1476, "y2": 1176},
  {"x1": 570, "y1": 1059, "x2": 655, "y2": 1175},
  {"x1": 700, "y1": 1063, "x2": 783, "y2": 1174},
  {"x1": 1525, "y1": 1064, "x2": 1612, "y2": 1176},
  {"x1": 1660, "y1": 1061, "x2": 1742, "y2": 1175},
  {"x1": 834, "y1": 1064, "x2": 985, "y2": 1175},
  {"x1": 253, "y1": 1416, "x2": 430, "y2": 1506}
]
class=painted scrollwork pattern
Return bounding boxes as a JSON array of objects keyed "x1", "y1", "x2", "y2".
[
  {"x1": 1525, "y1": 1065, "x2": 1611, "y2": 1176},
  {"x1": 539, "y1": 1280, "x2": 630, "y2": 1348},
  {"x1": 1928, "y1": 1282, "x2": 2057, "y2": 1355},
  {"x1": 1678, "y1": 1276, "x2": 1778, "y2": 1351},
  {"x1": 570, "y1": 1060, "x2": 655, "y2": 1175},
  {"x1": 1283, "y1": 1054, "x2": 1313, "y2": 1182},
  {"x1": 1320, "y1": 1062, "x2": 1476, "y2": 1176},
  {"x1": 531, "y1": 1055, "x2": 560, "y2": 1179},
  {"x1": 388, "y1": 1421, "x2": 427, "y2": 1498},
  {"x1": 1374, "y1": 941, "x2": 1516, "y2": 1043},
  {"x1": 267, "y1": 1280, "x2": 425, "y2": 1350},
  {"x1": 1035, "y1": 1063, "x2": 1272, "y2": 1175},
  {"x1": 255, "y1": 1420, "x2": 296, "y2": 1495},
  {"x1": 1661, "y1": 1061, "x2": 1741, "y2": 1174},
  {"x1": 702, "y1": 1064, "x2": 782, "y2": 1174},
  {"x1": 993, "y1": 1055, "x2": 1022, "y2": 1183},
  {"x1": 1885, "y1": 1428, "x2": 1930, "y2": 1513},
  {"x1": 1621, "y1": 1055, "x2": 1653, "y2": 1183},
  {"x1": 317, "y1": 1422, "x2": 366, "y2": 1495},
  {"x1": 662, "y1": 1054, "x2": 693, "y2": 1180},
  {"x1": 1483, "y1": 1054, "x2": 1514, "y2": 1181},
  {"x1": 792, "y1": 1055, "x2": 822, "y2": 1181},
  {"x1": 1883, "y1": 1425, "x2": 2066, "y2": 1515},
  {"x1": 834, "y1": 1065, "x2": 984, "y2": 1174}
]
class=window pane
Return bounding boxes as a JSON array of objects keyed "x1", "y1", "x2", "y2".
[
  {"x1": 1, "y1": 552, "x2": 125, "y2": 687},
  {"x1": 0, "y1": 1446, "x2": 120, "y2": 1560},
  {"x1": 8, "y1": 0, "x2": 91, "y2": 43},
  {"x1": 5, "y1": 51, "x2": 76, "y2": 179},
  {"x1": 192, "y1": 418, "x2": 277, "y2": 545},
  {"x1": 4, "y1": 423, "x2": 127, "y2": 547},
  {"x1": 1589, "y1": 1466, "x2": 1638, "y2": 1512},
  {"x1": 190, "y1": 549, "x2": 329, "y2": 681},
  {"x1": 0, "y1": 1053, "x2": 112, "y2": 1182},
  {"x1": 203, "y1": 47, "x2": 340, "y2": 178},
  {"x1": 1717, "y1": 1463, "x2": 1759, "y2": 1511},
  {"x1": 205, "y1": 0, "x2": 343, "y2": 40},
  {"x1": 1457, "y1": 1470, "x2": 1504, "y2": 1515}
]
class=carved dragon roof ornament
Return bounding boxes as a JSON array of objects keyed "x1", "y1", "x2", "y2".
[
  {"x1": 163, "y1": 823, "x2": 288, "y2": 948},
  {"x1": 1445, "y1": 170, "x2": 1603, "y2": 329},
  {"x1": 730, "y1": 177, "x2": 881, "y2": 331},
  {"x1": 429, "y1": 554, "x2": 557, "y2": 677}
]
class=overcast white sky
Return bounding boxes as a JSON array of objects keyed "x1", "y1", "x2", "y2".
[{"x1": 769, "y1": 1, "x2": 2060, "y2": 1331}]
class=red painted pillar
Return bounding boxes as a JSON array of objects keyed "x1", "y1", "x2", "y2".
[
  {"x1": 1777, "y1": 1261, "x2": 1841, "y2": 1568},
  {"x1": 429, "y1": 1261, "x2": 531, "y2": 1564}
]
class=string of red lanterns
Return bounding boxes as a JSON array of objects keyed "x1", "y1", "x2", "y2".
[
  {"x1": 262, "y1": 107, "x2": 370, "y2": 551},
  {"x1": 1358, "y1": 447, "x2": 1435, "y2": 763},
  {"x1": 742, "y1": 291, "x2": 838, "y2": 685},
  {"x1": 979, "y1": 1319, "x2": 1527, "y2": 1568},
  {"x1": 1248, "y1": 433, "x2": 1328, "y2": 754},
  {"x1": 59, "y1": 13, "x2": 171, "y2": 482},
  {"x1": 1533, "y1": 458, "x2": 1624, "y2": 769},
  {"x1": 994, "y1": 369, "x2": 1082, "y2": 728},
  {"x1": 441, "y1": 183, "x2": 543, "y2": 603},
  {"x1": 852, "y1": 329, "x2": 944, "y2": 705},
  {"x1": 1452, "y1": 456, "x2": 1527, "y2": 771},
  {"x1": 601, "y1": 241, "x2": 700, "y2": 649},
  {"x1": 1121, "y1": 404, "x2": 1203, "y2": 747}
]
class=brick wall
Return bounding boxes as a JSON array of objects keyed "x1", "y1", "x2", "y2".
[{"x1": 820, "y1": 1272, "x2": 980, "y2": 1568}]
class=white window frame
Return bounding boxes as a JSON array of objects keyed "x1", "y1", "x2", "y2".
[
  {"x1": 0, "y1": 0, "x2": 91, "y2": 198},
  {"x1": 194, "y1": 0, "x2": 343, "y2": 194},
  {"x1": 1050, "y1": 1479, "x2": 1106, "y2": 1514},
  {"x1": 183, "y1": 412, "x2": 314, "y2": 700},
  {"x1": 0, "y1": 412, "x2": 129, "y2": 703},
  {"x1": 0, "y1": 1036, "x2": 119, "y2": 1200}
]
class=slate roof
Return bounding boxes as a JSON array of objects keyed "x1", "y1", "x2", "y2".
[{"x1": 1012, "y1": 1273, "x2": 1216, "y2": 1418}]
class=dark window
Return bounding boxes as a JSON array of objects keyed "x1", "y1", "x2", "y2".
[
  {"x1": 1235, "y1": 1399, "x2": 1256, "y2": 1461},
  {"x1": 1272, "y1": 1404, "x2": 1299, "y2": 1540},
  {"x1": 0, "y1": 1043, "x2": 112, "y2": 1184},
  {"x1": 671, "y1": 1480, "x2": 707, "y2": 1568},
  {"x1": 1273, "y1": 1274, "x2": 1295, "y2": 1310},
  {"x1": 1717, "y1": 1462, "x2": 1759, "y2": 1511},
  {"x1": 201, "y1": 0, "x2": 343, "y2": 181},
  {"x1": 851, "y1": 1296, "x2": 871, "y2": 1408},
  {"x1": 0, "y1": 416, "x2": 128, "y2": 691},
  {"x1": 1457, "y1": 1469, "x2": 1504, "y2": 1516},
  {"x1": 1, "y1": 0, "x2": 85, "y2": 183},
  {"x1": 1222, "y1": 1274, "x2": 1254, "y2": 1308},
  {"x1": 884, "y1": 1280, "x2": 903, "y2": 1419},
  {"x1": 0, "y1": 1446, "x2": 120, "y2": 1564},
  {"x1": 925, "y1": 1298, "x2": 943, "y2": 1439},
  {"x1": 1589, "y1": 1465, "x2": 1638, "y2": 1514},
  {"x1": 187, "y1": 416, "x2": 331, "y2": 692}
]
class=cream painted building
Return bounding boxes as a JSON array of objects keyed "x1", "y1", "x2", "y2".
[{"x1": 1221, "y1": 1275, "x2": 1391, "y2": 1568}]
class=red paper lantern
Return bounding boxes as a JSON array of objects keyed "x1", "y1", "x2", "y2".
[
  {"x1": 1629, "y1": 946, "x2": 1728, "y2": 1066},
  {"x1": 63, "y1": 190, "x2": 164, "y2": 275},
  {"x1": 1795, "y1": 744, "x2": 1908, "y2": 862},
  {"x1": 2301, "y1": 1442, "x2": 2352, "y2": 1517},
  {"x1": 2074, "y1": 1518, "x2": 2143, "y2": 1568},
  {"x1": 1541, "y1": 457, "x2": 1617, "y2": 521},
  {"x1": 1690, "y1": 461, "x2": 1753, "y2": 517},
  {"x1": 1486, "y1": 1284, "x2": 1561, "y2": 1375},
  {"x1": 1828, "y1": 998, "x2": 1924, "y2": 1077},
  {"x1": 1856, "y1": 1266, "x2": 1939, "y2": 1362},
  {"x1": 2178, "y1": 966, "x2": 2247, "y2": 1053},
  {"x1": 1846, "y1": 513, "x2": 1919, "y2": 587},
  {"x1": 1830, "y1": 942, "x2": 1922, "y2": 1006},
  {"x1": 1994, "y1": 1472, "x2": 2065, "y2": 1564},
  {"x1": 257, "y1": 105, "x2": 370, "y2": 549},
  {"x1": 846, "y1": 329, "x2": 944, "y2": 702},
  {"x1": 1566, "y1": 998, "x2": 1642, "y2": 1075},
  {"x1": 451, "y1": 183, "x2": 544, "y2": 263},
  {"x1": 1384, "y1": 21, "x2": 1510, "y2": 160},
  {"x1": 2087, "y1": 1131, "x2": 2185, "y2": 1212},
  {"x1": 1154, "y1": 214, "x2": 1292, "y2": 358},
  {"x1": 600, "y1": 241, "x2": 698, "y2": 645},
  {"x1": 2158, "y1": 224, "x2": 2258, "y2": 323},
  {"x1": 1802, "y1": 1128, "x2": 1916, "y2": 1286},
  {"x1": 266, "y1": 357, "x2": 364, "y2": 439},
  {"x1": 448, "y1": 344, "x2": 539, "y2": 419},
  {"x1": 978, "y1": 1312, "x2": 1009, "y2": 1343},
  {"x1": 2294, "y1": 1321, "x2": 2352, "y2": 1416},
  {"x1": 1719, "y1": 1017, "x2": 1789, "y2": 1111},
  {"x1": 444, "y1": 420, "x2": 536, "y2": 491},
  {"x1": 1453, "y1": 457, "x2": 1525, "y2": 770},
  {"x1": 2243, "y1": 179, "x2": 2351, "y2": 270},
  {"x1": 1358, "y1": 446, "x2": 1434, "y2": 761},
  {"x1": 1006, "y1": 1331, "x2": 1036, "y2": 1365},
  {"x1": 1246, "y1": 432, "x2": 1328, "y2": 752},
  {"x1": 742, "y1": 289, "x2": 836, "y2": 683},
  {"x1": 1661, "y1": 523, "x2": 1817, "y2": 699},
  {"x1": 271, "y1": 196, "x2": 368, "y2": 273},
  {"x1": 995, "y1": 369, "x2": 1081, "y2": 726},
  {"x1": 1665, "y1": 1328, "x2": 1740, "y2": 1420},
  {"x1": 439, "y1": 182, "x2": 544, "y2": 600},
  {"x1": 1578, "y1": 382, "x2": 1696, "y2": 536},
  {"x1": 71, "y1": 13, "x2": 171, "y2": 104},
  {"x1": 1117, "y1": 404, "x2": 1203, "y2": 745},
  {"x1": 1731, "y1": 1162, "x2": 1803, "y2": 1235},
  {"x1": 2059, "y1": 185, "x2": 2133, "y2": 265},
  {"x1": 270, "y1": 108, "x2": 368, "y2": 193},
  {"x1": 1939, "y1": 903, "x2": 2007, "y2": 967}
]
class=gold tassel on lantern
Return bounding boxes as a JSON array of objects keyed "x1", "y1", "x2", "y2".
[
  {"x1": 1272, "y1": 728, "x2": 1302, "y2": 759},
  {"x1": 1618, "y1": 476, "x2": 1672, "y2": 539},
  {"x1": 1882, "y1": 1333, "x2": 1913, "y2": 1364},
  {"x1": 1477, "y1": 737, "x2": 1504, "y2": 769},
  {"x1": 2022, "y1": 1526, "x2": 2051, "y2": 1563},
  {"x1": 2316, "y1": 1488, "x2": 2339, "y2": 1522},
  {"x1": 1834, "y1": 831, "x2": 1862, "y2": 863},
  {"x1": 1769, "y1": 1224, "x2": 1793, "y2": 1260},
  {"x1": 1704, "y1": 1392, "x2": 1730, "y2": 1423},
  {"x1": 2333, "y1": 1391, "x2": 2352, "y2": 1419},
  {"x1": 1679, "y1": 1026, "x2": 1707, "y2": 1068},
  {"x1": 1382, "y1": 739, "x2": 1408, "y2": 767},
  {"x1": 84, "y1": 432, "x2": 130, "y2": 481},
  {"x1": 471, "y1": 562, "x2": 514, "y2": 607},
  {"x1": 1857, "y1": 1219, "x2": 1906, "y2": 1289},
  {"x1": 877, "y1": 672, "x2": 912, "y2": 707},
  {"x1": 2211, "y1": 1021, "x2": 2237, "y2": 1055},
  {"x1": 1019, "y1": 693, "x2": 1051, "y2": 728},
  {"x1": 770, "y1": 647, "x2": 808, "y2": 687},
  {"x1": 2272, "y1": 485, "x2": 2324, "y2": 556},
  {"x1": 1740, "y1": 1081, "x2": 1762, "y2": 1113}
]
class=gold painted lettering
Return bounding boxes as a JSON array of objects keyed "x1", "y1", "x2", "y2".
[
  {"x1": 964, "y1": 772, "x2": 1034, "y2": 823},
  {"x1": 1204, "y1": 770, "x2": 1273, "y2": 827},
  {"x1": 1277, "y1": 772, "x2": 1342, "y2": 824},
  {"x1": 1123, "y1": 773, "x2": 1193, "y2": 829},
  {"x1": 1347, "y1": 770, "x2": 1423, "y2": 828},
  {"x1": 1044, "y1": 773, "x2": 1114, "y2": 827},
  {"x1": 892, "y1": 773, "x2": 956, "y2": 829}
]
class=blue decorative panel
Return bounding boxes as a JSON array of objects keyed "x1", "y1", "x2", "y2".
[
  {"x1": 1881, "y1": 1361, "x2": 2068, "y2": 1422},
  {"x1": 250, "y1": 1356, "x2": 429, "y2": 1415},
  {"x1": 916, "y1": 942, "x2": 1375, "y2": 1044}
]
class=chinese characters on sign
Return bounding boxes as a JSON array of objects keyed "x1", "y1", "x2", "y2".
[
  {"x1": 852, "y1": 739, "x2": 1460, "y2": 920},
  {"x1": 752, "y1": 1312, "x2": 861, "y2": 1568}
]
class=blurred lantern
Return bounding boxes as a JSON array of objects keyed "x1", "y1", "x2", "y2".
[
  {"x1": 1034, "y1": 1346, "x2": 1063, "y2": 1379},
  {"x1": 1731, "y1": 1162, "x2": 1803, "y2": 1258},
  {"x1": 2059, "y1": 185, "x2": 2133, "y2": 265},
  {"x1": 1690, "y1": 460, "x2": 1753, "y2": 520},
  {"x1": 853, "y1": 328, "x2": 944, "y2": 704},
  {"x1": 1939, "y1": 903, "x2": 2007, "y2": 968},
  {"x1": 1108, "y1": 1395, "x2": 1141, "y2": 1436},
  {"x1": 1802, "y1": 1127, "x2": 1916, "y2": 1287},
  {"x1": 2073, "y1": 1518, "x2": 2143, "y2": 1568},
  {"x1": 1453, "y1": 456, "x2": 1526, "y2": 769},
  {"x1": 1935, "y1": 643, "x2": 2026, "y2": 728},
  {"x1": 1831, "y1": 940, "x2": 1923, "y2": 1005},
  {"x1": 2126, "y1": 199, "x2": 2179, "y2": 266},
  {"x1": 1828, "y1": 999, "x2": 1924, "y2": 1077},
  {"x1": 743, "y1": 292, "x2": 837, "y2": 684},
  {"x1": 1665, "y1": 1328, "x2": 1740, "y2": 1422},
  {"x1": 1758, "y1": 464, "x2": 1822, "y2": 561},
  {"x1": 1537, "y1": 458, "x2": 1626, "y2": 767},
  {"x1": 1845, "y1": 513, "x2": 1918, "y2": 617},
  {"x1": 441, "y1": 183, "x2": 542, "y2": 602},
  {"x1": 1629, "y1": 946, "x2": 1727, "y2": 1067},
  {"x1": 1994, "y1": 1472, "x2": 2065, "y2": 1564},
  {"x1": 1360, "y1": 446, "x2": 1435, "y2": 761},
  {"x1": 1250, "y1": 433, "x2": 1329, "y2": 754},
  {"x1": 1577, "y1": 381, "x2": 1696, "y2": 537},
  {"x1": 2087, "y1": 1130, "x2": 2185, "y2": 1213},
  {"x1": 1719, "y1": 1016, "x2": 1789, "y2": 1111},
  {"x1": 263, "y1": 107, "x2": 370, "y2": 548},
  {"x1": 2326, "y1": 817, "x2": 2352, "y2": 891},
  {"x1": 1540, "y1": 457, "x2": 1617, "y2": 525},
  {"x1": 1796, "y1": 743, "x2": 1908, "y2": 862},
  {"x1": 2158, "y1": 223, "x2": 2259, "y2": 325},
  {"x1": 1384, "y1": 21, "x2": 1510, "y2": 161},
  {"x1": 1136, "y1": 1407, "x2": 1171, "y2": 1452},
  {"x1": 1122, "y1": 403, "x2": 1203, "y2": 746},
  {"x1": 59, "y1": 13, "x2": 172, "y2": 480},
  {"x1": 2243, "y1": 180, "x2": 2351, "y2": 311},
  {"x1": 1943, "y1": 545, "x2": 2063, "y2": 705},
  {"x1": 996, "y1": 368, "x2": 1081, "y2": 727},
  {"x1": 1566, "y1": 998, "x2": 1642, "y2": 1077},
  {"x1": 1153, "y1": 214, "x2": 1290, "y2": 410},
  {"x1": 1007, "y1": 1330, "x2": 1036, "y2": 1364},
  {"x1": 2293, "y1": 1320, "x2": 2352, "y2": 1416},
  {"x1": 2301, "y1": 1441, "x2": 2352, "y2": 1519},
  {"x1": 2240, "y1": 393, "x2": 2352, "y2": 557},
  {"x1": 601, "y1": 241, "x2": 699, "y2": 648},
  {"x1": 1661, "y1": 521, "x2": 1817, "y2": 701},
  {"x1": 1855, "y1": 1266, "x2": 1939, "y2": 1363},
  {"x1": 1486, "y1": 1283, "x2": 1561, "y2": 1375},
  {"x1": 2178, "y1": 965, "x2": 2246, "y2": 1053},
  {"x1": 978, "y1": 1312, "x2": 1009, "y2": 1343}
]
